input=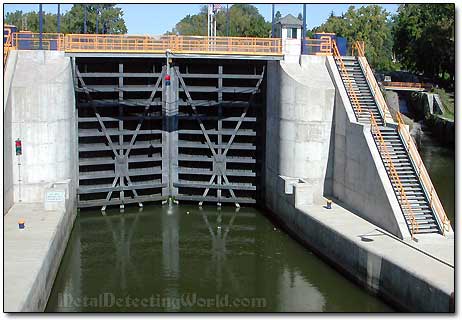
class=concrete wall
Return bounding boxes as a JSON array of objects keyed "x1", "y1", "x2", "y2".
[
  {"x1": 266, "y1": 176, "x2": 453, "y2": 312},
  {"x1": 3, "y1": 50, "x2": 19, "y2": 214},
  {"x1": 6, "y1": 50, "x2": 77, "y2": 205},
  {"x1": 282, "y1": 39, "x2": 301, "y2": 63},
  {"x1": 265, "y1": 55, "x2": 335, "y2": 209},
  {"x1": 325, "y1": 56, "x2": 410, "y2": 239}
]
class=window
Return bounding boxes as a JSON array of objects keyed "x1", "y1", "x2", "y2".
[
  {"x1": 286, "y1": 28, "x2": 299, "y2": 39},
  {"x1": 292, "y1": 28, "x2": 298, "y2": 39}
]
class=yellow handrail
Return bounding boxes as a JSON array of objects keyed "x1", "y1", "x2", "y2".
[
  {"x1": 383, "y1": 81, "x2": 433, "y2": 90},
  {"x1": 4, "y1": 32, "x2": 282, "y2": 56},
  {"x1": 64, "y1": 34, "x2": 282, "y2": 55},
  {"x1": 370, "y1": 112, "x2": 419, "y2": 238},
  {"x1": 352, "y1": 41, "x2": 392, "y2": 123},
  {"x1": 3, "y1": 30, "x2": 14, "y2": 66},
  {"x1": 396, "y1": 112, "x2": 451, "y2": 234},
  {"x1": 331, "y1": 40, "x2": 363, "y2": 118}
]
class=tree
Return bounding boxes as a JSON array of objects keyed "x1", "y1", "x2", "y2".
[
  {"x1": 297, "y1": 13, "x2": 303, "y2": 21},
  {"x1": 4, "y1": 4, "x2": 127, "y2": 34},
  {"x1": 169, "y1": 4, "x2": 271, "y2": 38},
  {"x1": 393, "y1": 4, "x2": 454, "y2": 82},
  {"x1": 313, "y1": 5, "x2": 395, "y2": 71},
  {"x1": 275, "y1": 10, "x2": 282, "y2": 21}
]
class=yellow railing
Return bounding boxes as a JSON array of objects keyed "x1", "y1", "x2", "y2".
[
  {"x1": 383, "y1": 81, "x2": 433, "y2": 91},
  {"x1": 304, "y1": 36, "x2": 332, "y2": 56},
  {"x1": 4, "y1": 30, "x2": 13, "y2": 65},
  {"x1": 352, "y1": 41, "x2": 393, "y2": 124},
  {"x1": 4, "y1": 32, "x2": 282, "y2": 56},
  {"x1": 12, "y1": 32, "x2": 65, "y2": 51},
  {"x1": 332, "y1": 40, "x2": 363, "y2": 117},
  {"x1": 370, "y1": 112, "x2": 419, "y2": 238},
  {"x1": 64, "y1": 34, "x2": 282, "y2": 55},
  {"x1": 396, "y1": 112, "x2": 452, "y2": 235}
]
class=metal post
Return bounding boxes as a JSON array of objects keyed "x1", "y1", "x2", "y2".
[
  {"x1": 96, "y1": 5, "x2": 99, "y2": 34},
  {"x1": 271, "y1": 4, "x2": 275, "y2": 37},
  {"x1": 226, "y1": 4, "x2": 230, "y2": 36},
  {"x1": 57, "y1": 4, "x2": 60, "y2": 33},
  {"x1": 302, "y1": 4, "x2": 307, "y2": 54},
  {"x1": 83, "y1": 4, "x2": 87, "y2": 34},
  {"x1": 39, "y1": 4, "x2": 43, "y2": 50}
]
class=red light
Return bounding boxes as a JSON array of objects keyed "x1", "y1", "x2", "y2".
[
  {"x1": 15, "y1": 140, "x2": 21, "y2": 148},
  {"x1": 165, "y1": 74, "x2": 171, "y2": 81}
]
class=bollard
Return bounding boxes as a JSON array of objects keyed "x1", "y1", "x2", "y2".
[
  {"x1": 18, "y1": 218, "x2": 25, "y2": 229},
  {"x1": 326, "y1": 199, "x2": 332, "y2": 209}
]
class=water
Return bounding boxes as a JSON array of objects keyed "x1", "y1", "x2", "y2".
[
  {"x1": 419, "y1": 132, "x2": 455, "y2": 227},
  {"x1": 45, "y1": 205, "x2": 393, "y2": 312}
]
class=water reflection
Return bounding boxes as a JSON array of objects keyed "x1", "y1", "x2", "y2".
[{"x1": 46, "y1": 205, "x2": 393, "y2": 312}]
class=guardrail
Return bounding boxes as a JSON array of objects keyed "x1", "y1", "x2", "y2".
[
  {"x1": 396, "y1": 112, "x2": 451, "y2": 235},
  {"x1": 332, "y1": 40, "x2": 363, "y2": 118},
  {"x1": 4, "y1": 31, "x2": 14, "y2": 65},
  {"x1": 352, "y1": 41, "x2": 393, "y2": 124},
  {"x1": 65, "y1": 34, "x2": 281, "y2": 55},
  {"x1": 370, "y1": 112, "x2": 419, "y2": 238},
  {"x1": 3, "y1": 33, "x2": 282, "y2": 56},
  {"x1": 383, "y1": 81, "x2": 433, "y2": 91},
  {"x1": 12, "y1": 32, "x2": 65, "y2": 51},
  {"x1": 304, "y1": 37, "x2": 332, "y2": 55}
]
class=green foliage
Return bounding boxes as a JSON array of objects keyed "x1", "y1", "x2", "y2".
[
  {"x1": 275, "y1": 11, "x2": 282, "y2": 21},
  {"x1": 4, "y1": 4, "x2": 127, "y2": 34},
  {"x1": 313, "y1": 5, "x2": 396, "y2": 71},
  {"x1": 431, "y1": 88, "x2": 454, "y2": 119},
  {"x1": 393, "y1": 4, "x2": 454, "y2": 82},
  {"x1": 169, "y1": 4, "x2": 271, "y2": 37}
]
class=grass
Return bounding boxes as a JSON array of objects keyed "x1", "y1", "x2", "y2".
[{"x1": 431, "y1": 87, "x2": 454, "y2": 120}]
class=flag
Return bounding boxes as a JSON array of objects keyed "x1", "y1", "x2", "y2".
[{"x1": 212, "y1": 4, "x2": 222, "y2": 13}]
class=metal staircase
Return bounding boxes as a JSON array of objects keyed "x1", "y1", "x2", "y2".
[
  {"x1": 378, "y1": 127, "x2": 440, "y2": 233},
  {"x1": 336, "y1": 56, "x2": 384, "y2": 125},
  {"x1": 332, "y1": 45, "x2": 448, "y2": 236}
]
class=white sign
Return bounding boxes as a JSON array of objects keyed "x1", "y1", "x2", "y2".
[{"x1": 45, "y1": 190, "x2": 66, "y2": 202}]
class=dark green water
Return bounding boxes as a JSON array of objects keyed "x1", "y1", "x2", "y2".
[
  {"x1": 45, "y1": 205, "x2": 393, "y2": 312},
  {"x1": 419, "y1": 132, "x2": 455, "y2": 227}
]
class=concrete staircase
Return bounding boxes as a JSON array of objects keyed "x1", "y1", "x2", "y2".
[{"x1": 335, "y1": 56, "x2": 441, "y2": 235}]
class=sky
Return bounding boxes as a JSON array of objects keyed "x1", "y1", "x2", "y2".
[{"x1": 3, "y1": 3, "x2": 399, "y2": 34}]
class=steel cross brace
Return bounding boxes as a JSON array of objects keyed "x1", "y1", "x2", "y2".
[
  {"x1": 76, "y1": 67, "x2": 164, "y2": 210},
  {"x1": 174, "y1": 67, "x2": 265, "y2": 207}
]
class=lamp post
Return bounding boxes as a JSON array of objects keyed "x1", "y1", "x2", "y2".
[
  {"x1": 39, "y1": 4, "x2": 43, "y2": 49},
  {"x1": 271, "y1": 4, "x2": 275, "y2": 37},
  {"x1": 57, "y1": 4, "x2": 60, "y2": 33},
  {"x1": 302, "y1": 4, "x2": 307, "y2": 54}
]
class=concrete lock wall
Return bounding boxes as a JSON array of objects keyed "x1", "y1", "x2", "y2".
[
  {"x1": 6, "y1": 50, "x2": 77, "y2": 205},
  {"x1": 324, "y1": 56, "x2": 410, "y2": 239},
  {"x1": 265, "y1": 55, "x2": 335, "y2": 211},
  {"x1": 4, "y1": 51, "x2": 19, "y2": 214}
]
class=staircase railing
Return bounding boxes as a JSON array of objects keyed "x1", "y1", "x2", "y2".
[
  {"x1": 4, "y1": 31, "x2": 14, "y2": 66},
  {"x1": 370, "y1": 112, "x2": 419, "y2": 238},
  {"x1": 331, "y1": 40, "x2": 363, "y2": 118},
  {"x1": 352, "y1": 41, "x2": 393, "y2": 124},
  {"x1": 396, "y1": 112, "x2": 452, "y2": 235}
]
